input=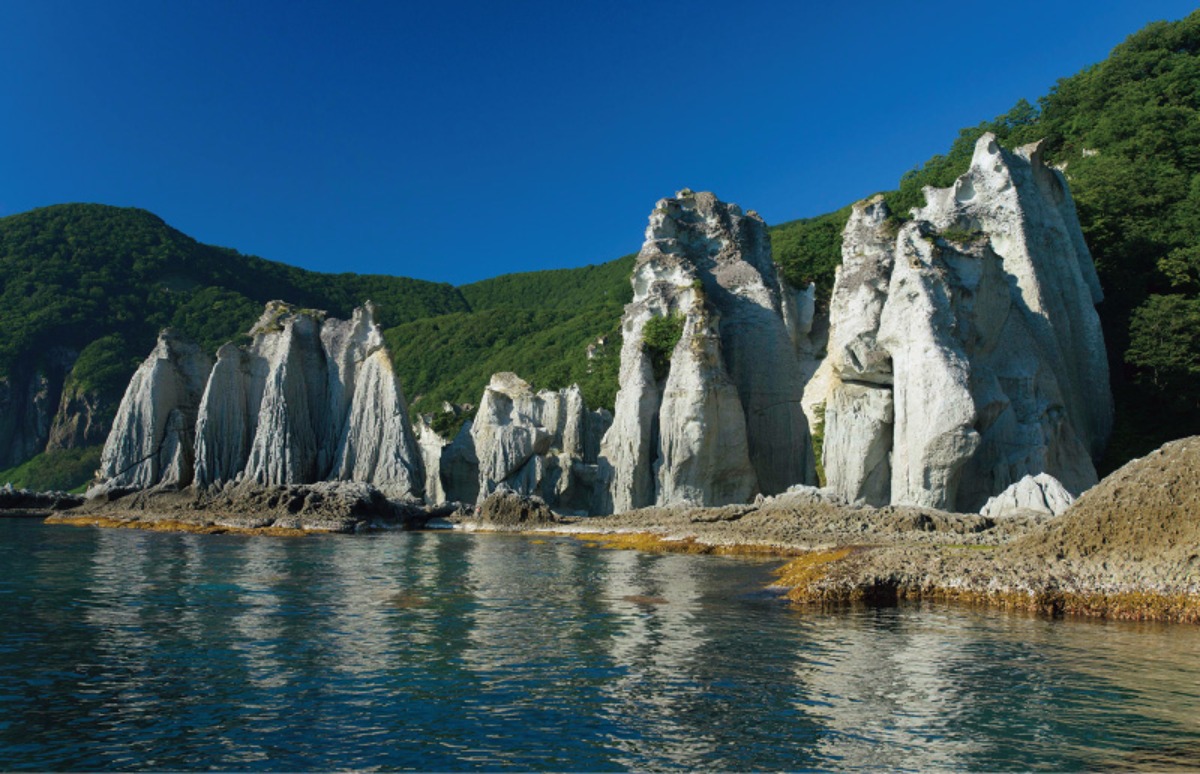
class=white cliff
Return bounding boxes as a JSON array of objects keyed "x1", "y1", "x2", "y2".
[
  {"x1": 326, "y1": 306, "x2": 423, "y2": 498},
  {"x1": 469, "y1": 372, "x2": 611, "y2": 512},
  {"x1": 601, "y1": 190, "x2": 816, "y2": 513},
  {"x1": 92, "y1": 331, "x2": 212, "y2": 493},
  {"x1": 95, "y1": 301, "x2": 423, "y2": 499},
  {"x1": 812, "y1": 133, "x2": 1112, "y2": 512}
]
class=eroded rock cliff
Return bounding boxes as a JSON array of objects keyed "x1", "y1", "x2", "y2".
[
  {"x1": 92, "y1": 301, "x2": 423, "y2": 499},
  {"x1": 469, "y1": 372, "x2": 611, "y2": 512},
  {"x1": 810, "y1": 133, "x2": 1112, "y2": 512},
  {"x1": 600, "y1": 190, "x2": 817, "y2": 512},
  {"x1": 94, "y1": 331, "x2": 212, "y2": 492}
]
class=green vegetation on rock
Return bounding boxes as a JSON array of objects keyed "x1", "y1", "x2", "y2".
[
  {"x1": 385, "y1": 303, "x2": 623, "y2": 415},
  {"x1": 770, "y1": 208, "x2": 852, "y2": 304},
  {"x1": 642, "y1": 313, "x2": 685, "y2": 382}
]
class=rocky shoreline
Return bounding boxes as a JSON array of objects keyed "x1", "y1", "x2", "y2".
[
  {"x1": 523, "y1": 439, "x2": 1200, "y2": 623},
  {"x1": 22, "y1": 441, "x2": 1200, "y2": 624}
]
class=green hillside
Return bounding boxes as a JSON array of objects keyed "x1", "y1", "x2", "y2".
[
  {"x1": 391, "y1": 257, "x2": 634, "y2": 418},
  {"x1": 0, "y1": 203, "x2": 469, "y2": 386}
]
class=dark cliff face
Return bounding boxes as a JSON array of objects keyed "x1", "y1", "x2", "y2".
[
  {"x1": 46, "y1": 384, "x2": 114, "y2": 452},
  {"x1": 0, "y1": 349, "x2": 80, "y2": 470}
]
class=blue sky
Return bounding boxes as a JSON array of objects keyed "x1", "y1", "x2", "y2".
[{"x1": 1, "y1": 1, "x2": 1195, "y2": 285}]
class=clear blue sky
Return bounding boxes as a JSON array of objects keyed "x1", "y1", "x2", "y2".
[{"x1": 1, "y1": 1, "x2": 1195, "y2": 285}]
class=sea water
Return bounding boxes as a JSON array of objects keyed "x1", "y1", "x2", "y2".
[{"x1": 1, "y1": 519, "x2": 1198, "y2": 771}]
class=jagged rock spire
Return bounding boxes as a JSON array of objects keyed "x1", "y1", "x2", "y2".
[{"x1": 600, "y1": 190, "x2": 816, "y2": 513}]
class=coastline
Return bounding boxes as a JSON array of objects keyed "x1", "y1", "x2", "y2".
[{"x1": 18, "y1": 436, "x2": 1200, "y2": 625}]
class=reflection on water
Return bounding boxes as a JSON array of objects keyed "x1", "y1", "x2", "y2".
[{"x1": 1, "y1": 519, "x2": 1199, "y2": 771}]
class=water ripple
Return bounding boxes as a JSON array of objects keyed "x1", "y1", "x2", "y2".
[{"x1": 0, "y1": 521, "x2": 1198, "y2": 771}]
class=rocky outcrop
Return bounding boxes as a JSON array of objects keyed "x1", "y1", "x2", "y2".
[
  {"x1": 93, "y1": 331, "x2": 212, "y2": 492},
  {"x1": 470, "y1": 373, "x2": 611, "y2": 512},
  {"x1": 91, "y1": 301, "x2": 423, "y2": 499},
  {"x1": 0, "y1": 349, "x2": 78, "y2": 469},
  {"x1": 600, "y1": 190, "x2": 816, "y2": 513},
  {"x1": 980, "y1": 473, "x2": 1074, "y2": 519},
  {"x1": 464, "y1": 488, "x2": 559, "y2": 531},
  {"x1": 0, "y1": 483, "x2": 83, "y2": 514},
  {"x1": 811, "y1": 134, "x2": 1112, "y2": 512},
  {"x1": 413, "y1": 406, "x2": 480, "y2": 505},
  {"x1": 46, "y1": 383, "x2": 112, "y2": 451},
  {"x1": 73, "y1": 480, "x2": 424, "y2": 533}
]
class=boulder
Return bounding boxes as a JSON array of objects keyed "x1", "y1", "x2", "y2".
[
  {"x1": 980, "y1": 473, "x2": 1075, "y2": 519},
  {"x1": 472, "y1": 488, "x2": 558, "y2": 529}
]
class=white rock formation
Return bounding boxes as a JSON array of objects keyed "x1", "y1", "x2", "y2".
[
  {"x1": 325, "y1": 306, "x2": 423, "y2": 498},
  {"x1": 92, "y1": 331, "x2": 213, "y2": 493},
  {"x1": 193, "y1": 343, "x2": 264, "y2": 487},
  {"x1": 469, "y1": 372, "x2": 611, "y2": 512},
  {"x1": 414, "y1": 414, "x2": 451, "y2": 505},
  {"x1": 811, "y1": 134, "x2": 1112, "y2": 512},
  {"x1": 980, "y1": 473, "x2": 1075, "y2": 519},
  {"x1": 600, "y1": 190, "x2": 816, "y2": 513},
  {"x1": 95, "y1": 301, "x2": 423, "y2": 499}
]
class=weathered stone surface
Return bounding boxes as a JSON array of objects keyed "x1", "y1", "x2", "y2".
[
  {"x1": 980, "y1": 473, "x2": 1075, "y2": 519},
  {"x1": 414, "y1": 414, "x2": 451, "y2": 505},
  {"x1": 813, "y1": 134, "x2": 1111, "y2": 512},
  {"x1": 243, "y1": 305, "x2": 327, "y2": 486},
  {"x1": 47, "y1": 383, "x2": 112, "y2": 451},
  {"x1": 469, "y1": 488, "x2": 558, "y2": 530},
  {"x1": 94, "y1": 301, "x2": 423, "y2": 500},
  {"x1": 601, "y1": 190, "x2": 815, "y2": 513},
  {"x1": 91, "y1": 331, "x2": 212, "y2": 494},
  {"x1": 194, "y1": 343, "x2": 264, "y2": 487},
  {"x1": 327, "y1": 306, "x2": 423, "y2": 498},
  {"x1": 654, "y1": 307, "x2": 756, "y2": 507},
  {"x1": 441, "y1": 420, "x2": 481, "y2": 504},
  {"x1": 469, "y1": 372, "x2": 610, "y2": 511},
  {"x1": 75, "y1": 480, "x2": 421, "y2": 533}
]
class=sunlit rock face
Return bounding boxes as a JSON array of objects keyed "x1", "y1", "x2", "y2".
[
  {"x1": 980, "y1": 472, "x2": 1075, "y2": 519},
  {"x1": 92, "y1": 301, "x2": 423, "y2": 499},
  {"x1": 600, "y1": 190, "x2": 817, "y2": 514},
  {"x1": 811, "y1": 133, "x2": 1112, "y2": 512},
  {"x1": 470, "y1": 372, "x2": 611, "y2": 513},
  {"x1": 93, "y1": 331, "x2": 213, "y2": 493}
]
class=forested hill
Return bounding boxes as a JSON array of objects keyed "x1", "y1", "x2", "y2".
[{"x1": 0, "y1": 203, "x2": 470, "y2": 376}]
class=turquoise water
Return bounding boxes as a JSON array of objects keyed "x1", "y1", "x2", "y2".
[{"x1": 1, "y1": 520, "x2": 1198, "y2": 771}]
